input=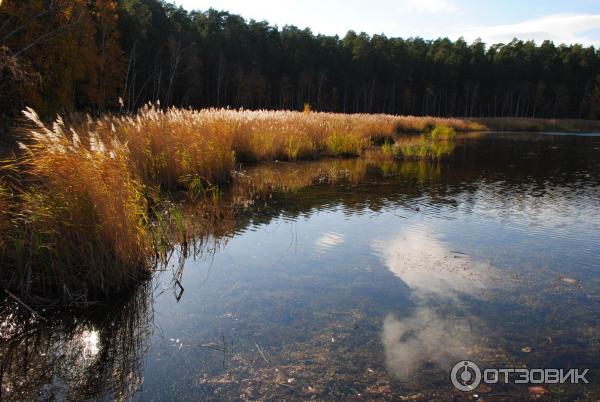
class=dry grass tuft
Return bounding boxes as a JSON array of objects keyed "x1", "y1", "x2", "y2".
[
  {"x1": 383, "y1": 125, "x2": 458, "y2": 161},
  {"x1": 2, "y1": 109, "x2": 152, "y2": 300}
]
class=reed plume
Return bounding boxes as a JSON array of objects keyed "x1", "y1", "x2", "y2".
[{"x1": 2, "y1": 109, "x2": 151, "y2": 300}]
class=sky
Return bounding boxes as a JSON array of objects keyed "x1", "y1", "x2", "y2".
[{"x1": 171, "y1": 0, "x2": 600, "y2": 46}]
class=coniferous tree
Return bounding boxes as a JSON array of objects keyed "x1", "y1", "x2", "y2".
[{"x1": 1, "y1": 0, "x2": 600, "y2": 123}]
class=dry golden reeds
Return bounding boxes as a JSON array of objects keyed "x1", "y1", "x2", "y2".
[
  {"x1": 86, "y1": 106, "x2": 486, "y2": 174},
  {"x1": 1, "y1": 106, "x2": 488, "y2": 303},
  {"x1": 2, "y1": 109, "x2": 151, "y2": 300}
]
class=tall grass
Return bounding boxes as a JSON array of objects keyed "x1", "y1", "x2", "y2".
[
  {"x1": 0, "y1": 107, "x2": 487, "y2": 303},
  {"x1": 384, "y1": 124, "x2": 458, "y2": 161},
  {"x1": 427, "y1": 125, "x2": 457, "y2": 141},
  {"x1": 2, "y1": 109, "x2": 152, "y2": 301},
  {"x1": 85, "y1": 106, "x2": 485, "y2": 176},
  {"x1": 82, "y1": 107, "x2": 397, "y2": 185},
  {"x1": 394, "y1": 116, "x2": 485, "y2": 133},
  {"x1": 108, "y1": 106, "x2": 236, "y2": 187}
]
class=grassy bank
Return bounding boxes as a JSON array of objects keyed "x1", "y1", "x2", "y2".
[{"x1": 1, "y1": 106, "x2": 597, "y2": 304}]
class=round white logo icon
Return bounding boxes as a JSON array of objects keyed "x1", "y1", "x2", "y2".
[{"x1": 451, "y1": 360, "x2": 482, "y2": 392}]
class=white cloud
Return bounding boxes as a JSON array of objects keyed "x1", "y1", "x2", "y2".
[
  {"x1": 171, "y1": 2, "x2": 600, "y2": 45},
  {"x1": 402, "y1": 0, "x2": 459, "y2": 14},
  {"x1": 458, "y1": 14, "x2": 600, "y2": 46}
]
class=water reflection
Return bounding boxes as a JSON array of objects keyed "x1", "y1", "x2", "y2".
[
  {"x1": 373, "y1": 229, "x2": 496, "y2": 300},
  {"x1": 1, "y1": 132, "x2": 600, "y2": 400},
  {"x1": 382, "y1": 308, "x2": 476, "y2": 379},
  {"x1": 314, "y1": 232, "x2": 345, "y2": 253},
  {"x1": 0, "y1": 281, "x2": 152, "y2": 401},
  {"x1": 373, "y1": 228, "x2": 499, "y2": 380}
]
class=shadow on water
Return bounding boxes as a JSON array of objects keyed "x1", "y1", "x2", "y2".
[{"x1": 2, "y1": 132, "x2": 600, "y2": 400}]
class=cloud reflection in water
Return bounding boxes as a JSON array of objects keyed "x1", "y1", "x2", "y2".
[
  {"x1": 374, "y1": 229, "x2": 494, "y2": 378},
  {"x1": 382, "y1": 308, "x2": 475, "y2": 379},
  {"x1": 314, "y1": 231, "x2": 345, "y2": 254},
  {"x1": 374, "y1": 229, "x2": 493, "y2": 300}
]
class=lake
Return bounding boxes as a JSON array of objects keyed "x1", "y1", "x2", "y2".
[{"x1": 2, "y1": 132, "x2": 600, "y2": 401}]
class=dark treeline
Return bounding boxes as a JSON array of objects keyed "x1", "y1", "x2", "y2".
[{"x1": 2, "y1": 0, "x2": 600, "y2": 123}]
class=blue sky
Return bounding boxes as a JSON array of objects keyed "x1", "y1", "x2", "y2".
[{"x1": 171, "y1": 0, "x2": 600, "y2": 46}]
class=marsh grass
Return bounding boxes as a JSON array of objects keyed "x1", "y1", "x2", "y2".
[
  {"x1": 65, "y1": 107, "x2": 488, "y2": 182},
  {"x1": 427, "y1": 125, "x2": 457, "y2": 141},
  {"x1": 394, "y1": 116, "x2": 485, "y2": 133},
  {"x1": 93, "y1": 107, "x2": 484, "y2": 168},
  {"x1": 399, "y1": 140, "x2": 457, "y2": 160},
  {"x1": 1, "y1": 110, "x2": 156, "y2": 302},
  {"x1": 390, "y1": 125, "x2": 458, "y2": 161},
  {"x1": 0, "y1": 108, "x2": 486, "y2": 303}
]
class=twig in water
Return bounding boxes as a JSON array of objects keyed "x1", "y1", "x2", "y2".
[
  {"x1": 5, "y1": 289, "x2": 46, "y2": 321},
  {"x1": 197, "y1": 343, "x2": 227, "y2": 352},
  {"x1": 255, "y1": 342, "x2": 269, "y2": 363},
  {"x1": 173, "y1": 278, "x2": 184, "y2": 301}
]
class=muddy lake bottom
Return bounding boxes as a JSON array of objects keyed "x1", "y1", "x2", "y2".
[{"x1": 2, "y1": 132, "x2": 600, "y2": 401}]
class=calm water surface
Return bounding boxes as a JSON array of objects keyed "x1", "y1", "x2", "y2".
[{"x1": 2, "y1": 133, "x2": 600, "y2": 401}]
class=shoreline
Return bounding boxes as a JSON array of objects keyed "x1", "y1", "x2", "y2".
[{"x1": 1, "y1": 107, "x2": 599, "y2": 305}]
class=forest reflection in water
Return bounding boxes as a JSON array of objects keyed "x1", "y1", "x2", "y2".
[{"x1": 2, "y1": 132, "x2": 600, "y2": 400}]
